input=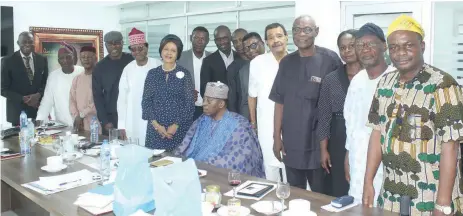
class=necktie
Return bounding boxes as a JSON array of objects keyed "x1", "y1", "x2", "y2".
[{"x1": 23, "y1": 56, "x2": 33, "y2": 85}]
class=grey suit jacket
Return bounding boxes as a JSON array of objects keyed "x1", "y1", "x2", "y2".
[{"x1": 177, "y1": 49, "x2": 211, "y2": 85}]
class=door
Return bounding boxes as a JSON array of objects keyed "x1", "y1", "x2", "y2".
[{"x1": 341, "y1": 1, "x2": 429, "y2": 65}]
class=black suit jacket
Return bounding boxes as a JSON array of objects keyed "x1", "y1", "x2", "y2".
[
  {"x1": 226, "y1": 58, "x2": 247, "y2": 113},
  {"x1": 199, "y1": 50, "x2": 241, "y2": 97},
  {"x1": 1, "y1": 51, "x2": 49, "y2": 125}
]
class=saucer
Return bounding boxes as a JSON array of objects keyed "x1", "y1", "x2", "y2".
[
  {"x1": 217, "y1": 206, "x2": 251, "y2": 216},
  {"x1": 153, "y1": 149, "x2": 165, "y2": 156},
  {"x1": 251, "y1": 201, "x2": 286, "y2": 215},
  {"x1": 282, "y1": 210, "x2": 317, "y2": 216},
  {"x1": 41, "y1": 164, "x2": 67, "y2": 173}
]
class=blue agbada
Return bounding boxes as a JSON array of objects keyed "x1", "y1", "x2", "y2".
[{"x1": 175, "y1": 111, "x2": 265, "y2": 178}]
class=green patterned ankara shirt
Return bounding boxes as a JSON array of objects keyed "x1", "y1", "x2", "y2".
[{"x1": 367, "y1": 64, "x2": 463, "y2": 215}]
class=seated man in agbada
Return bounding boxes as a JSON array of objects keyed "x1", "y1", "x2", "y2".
[{"x1": 175, "y1": 82, "x2": 265, "y2": 178}]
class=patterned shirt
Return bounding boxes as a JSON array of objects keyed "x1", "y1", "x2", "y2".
[{"x1": 367, "y1": 64, "x2": 463, "y2": 215}]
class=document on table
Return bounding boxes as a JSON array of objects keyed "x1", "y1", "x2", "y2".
[
  {"x1": 321, "y1": 203, "x2": 358, "y2": 212},
  {"x1": 223, "y1": 180, "x2": 276, "y2": 201},
  {"x1": 22, "y1": 169, "x2": 100, "y2": 195}
]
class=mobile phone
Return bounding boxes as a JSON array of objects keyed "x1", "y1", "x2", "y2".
[{"x1": 331, "y1": 195, "x2": 354, "y2": 208}]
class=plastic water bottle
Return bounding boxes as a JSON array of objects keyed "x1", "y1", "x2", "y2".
[
  {"x1": 20, "y1": 127, "x2": 31, "y2": 154},
  {"x1": 27, "y1": 118, "x2": 35, "y2": 143},
  {"x1": 19, "y1": 111, "x2": 27, "y2": 128},
  {"x1": 90, "y1": 116, "x2": 99, "y2": 143},
  {"x1": 100, "y1": 139, "x2": 111, "y2": 182}
]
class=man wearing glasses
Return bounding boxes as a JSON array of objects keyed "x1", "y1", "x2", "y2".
[
  {"x1": 1, "y1": 32, "x2": 49, "y2": 126},
  {"x1": 343, "y1": 23, "x2": 394, "y2": 205},
  {"x1": 93, "y1": 31, "x2": 134, "y2": 135},
  {"x1": 178, "y1": 26, "x2": 211, "y2": 120},
  {"x1": 117, "y1": 28, "x2": 161, "y2": 145},
  {"x1": 269, "y1": 15, "x2": 343, "y2": 191},
  {"x1": 200, "y1": 25, "x2": 241, "y2": 98},
  {"x1": 235, "y1": 32, "x2": 265, "y2": 120},
  {"x1": 36, "y1": 43, "x2": 85, "y2": 126}
]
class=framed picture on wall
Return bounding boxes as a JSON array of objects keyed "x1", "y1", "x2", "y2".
[{"x1": 30, "y1": 27, "x2": 104, "y2": 72}]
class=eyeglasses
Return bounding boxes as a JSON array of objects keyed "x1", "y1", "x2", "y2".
[
  {"x1": 355, "y1": 42, "x2": 380, "y2": 51},
  {"x1": 58, "y1": 55, "x2": 73, "y2": 61},
  {"x1": 292, "y1": 27, "x2": 315, "y2": 34},
  {"x1": 129, "y1": 45, "x2": 145, "y2": 53},
  {"x1": 244, "y1": 42, "x2": 260, "y2": 51},
  {"x1": 106, "y1": 41, "x2": 123, "y2": 46}
]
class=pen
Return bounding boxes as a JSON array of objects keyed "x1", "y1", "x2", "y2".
[{"x1": 59, "y1": 179, "x2": 81, "y2": 186}]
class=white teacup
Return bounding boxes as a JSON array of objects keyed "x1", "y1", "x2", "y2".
[
  {"x1": 47, "y1": 156, "x2": 63, "y2": 168},
  {"x1": 289, "y1": 199, "x2": 311, "y2": 212}
]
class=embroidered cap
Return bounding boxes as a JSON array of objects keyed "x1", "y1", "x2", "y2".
[
  {"x1": 204, "y1": 81, "x2": 229, "y2": 99},
  {"x1": 128, "y1": 28, "x2": 146, "y2": 46}
]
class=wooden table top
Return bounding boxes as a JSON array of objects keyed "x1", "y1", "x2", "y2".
[{"x1": 1, "y1": 131, "x2": 394, "y2": 216}]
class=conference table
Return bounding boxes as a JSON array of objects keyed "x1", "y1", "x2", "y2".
[{"x1": 1, "y1": 130, "x2": 392, "y2": 216}]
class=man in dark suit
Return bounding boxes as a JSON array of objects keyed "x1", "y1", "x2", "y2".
[
  {"x1": 236, "y1": 32, "x2": 265, "y2": 120},
  {"x1": 226, "y1": 28, "x2": 249, "y2": 113},
  {"x1": 178, "y1": 26, "x2": 211, "y2": 120},
  {"x1": 200, "y1": 25, "x2": 241, "y2": 97},
  {"x1": 1, "y1": 31, "x2": 49, "y2": 126}
]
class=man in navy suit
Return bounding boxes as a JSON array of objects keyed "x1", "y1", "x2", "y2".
[
  {"x1": 200, "y1": 25, "x2": 241, "y2": 97},
  {"x1": 1, "y1": 31, "x2": 49, "y2": 126}
]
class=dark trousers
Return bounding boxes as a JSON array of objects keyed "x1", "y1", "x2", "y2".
[
  {"x1": 102, "y1": 113, "x2": 118, "y2": 135},
  {"x1": 285, "y1": 166, "x2": 324, "y2": 193},
  {"x1": 193, "y1": 106, "x2": 203, "y2": 121}
]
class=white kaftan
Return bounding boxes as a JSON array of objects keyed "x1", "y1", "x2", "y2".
[{"x1": 117, "y1": 57, "x2": 162, "y2": 146}]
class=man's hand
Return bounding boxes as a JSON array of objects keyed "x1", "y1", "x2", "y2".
[
  {"x1": 27, "y1": 93, "x2": 41, "y2": 108},
  {"x1": 23, "y1": 95, "x2": 31, "y2": 104},
  {"x1": 120, "y1": 129, "x2": 127, "y2": 140},
  {"x1": 344, "y1": 153, "x2": 350, "y2": 183},
  {"x1": 73, "y1": 117, "x2": 84, "y2": 132},
  {"x1": 321, "y1": 149, "x2": 331, "y2": 174},
  {"x1": 166, "y1": 124, "x2": 178, "y2": 139},
  {"x1": 362, "y1": 182, "x2": 375, "y2": 208},
  {"x1": 193, "y1": 90, "x2": 199, "y2": 102},
  {"x1": 273, "y1": 137, "x2": 285, "y2": 162},
  {"x1": 104, "y1": 122, "x2": 114, "y2": 132}
]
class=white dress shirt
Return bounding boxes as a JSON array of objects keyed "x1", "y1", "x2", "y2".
[
  {"x1": 192, "y1": 51, "x2": 206, "y2": 106},
  {"x1": 36, "y1": 66, "x2": 85, "y2": 126},
  {"x1": 344, "y1": 65, "x2": 395, "y2": 206},
  {"x1": 219, "y1": 50, "x2": 234, "y2": 68},
  {"x1": 20, "y1": 51, "x2": 35, "y2": 74}
]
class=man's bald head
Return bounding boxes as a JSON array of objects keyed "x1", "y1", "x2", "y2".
[
  {"x1": 232, "y1": 28, "x2": 248, "y2": 58},
  {"x1": 214, "y1": 25, "x2": 232, "y2": 54},
  {"x1": 17, "y1": 31, "x2": 34, "y2": 56},
  {"x1": 294, "y1": 15, "x2": 317, "y2": 27}
]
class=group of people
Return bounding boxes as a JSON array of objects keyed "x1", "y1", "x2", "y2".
[{"x1": 2, "y1": 12, "x2": 463, "y2": 215}]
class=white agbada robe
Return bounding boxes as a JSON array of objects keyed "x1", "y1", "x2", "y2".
[
  {"x1": 36, "y1": 66, "x2": 85, "y2": 126},
  {"x1": 248, "y1": 52, "x2": 286, "y2": 182},
  {"x1": 117, "y1": 57, "x2": 162, "y2": 146},
  {"x1": 344, "y1": 65, "x2": 395, "y2": 205}
]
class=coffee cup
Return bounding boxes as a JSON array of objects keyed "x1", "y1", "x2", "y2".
[
  {"x1": 289, "y1": 199, "x2": 311, "y2": 211},
  {"x1": 47, "y1": 156, "x2": 63, "y2": 168}
]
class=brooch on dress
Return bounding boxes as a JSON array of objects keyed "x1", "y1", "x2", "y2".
[{"x1": 176, "y1": 71, "x2": 185, "y2": 79}]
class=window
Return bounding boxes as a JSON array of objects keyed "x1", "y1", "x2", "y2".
[
  {"x1": 433, "y1": 2, "x2": 463, "y2": 85},
  {"x1": 187, "y1": 12, "x2": 237, "y2": 52},
  {"x1": 147, "y1": 17, "x2": 185, "y2": 58},
  {"x1": 187, "y1": 1, "x2": 236, "y2": 13},
  {"x1": 239, "y1": 6, "x2": 296, "y2": 53}
]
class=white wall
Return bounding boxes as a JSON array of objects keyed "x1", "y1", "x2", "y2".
[
  {"x1": 295, "y1": 0, "x2": 341, "y2": 53},
  {"x1": 1, "y1": 1, "x2": 121, "y2": 56},
  {"x1": 0, "y1": 1, "x2": 121, "y2": 127}
]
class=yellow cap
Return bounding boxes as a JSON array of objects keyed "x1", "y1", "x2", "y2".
[{"x1": 387, "y1": 15, "x2": 425, "y2": 38}]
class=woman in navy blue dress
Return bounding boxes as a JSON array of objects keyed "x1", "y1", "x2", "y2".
[{"x1": 142, "y1": 34, "x2": 195, "y2": 151}]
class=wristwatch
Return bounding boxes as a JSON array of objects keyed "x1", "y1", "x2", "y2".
[
  {"x1": 79, "y1": 112, "x2": 85, "y2": 119},
  {"x1": 435, "y1": 203, "x2": 452, "y2": 215}
]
